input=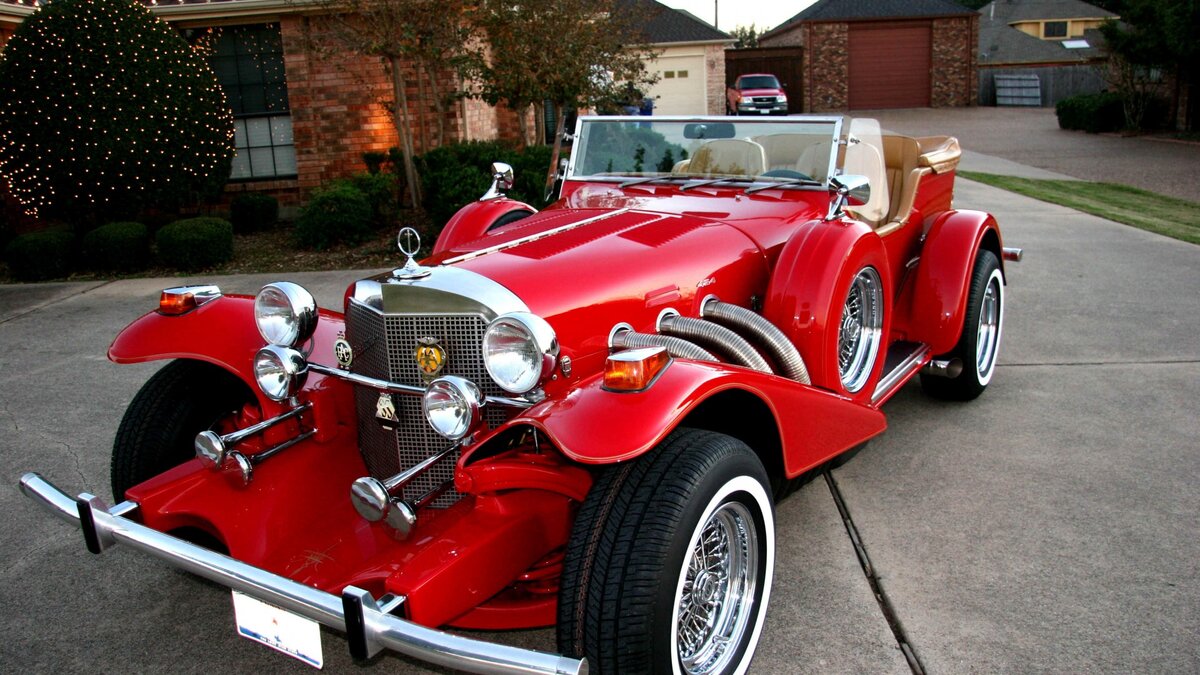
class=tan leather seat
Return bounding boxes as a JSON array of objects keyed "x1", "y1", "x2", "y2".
[
  {"x1": 882, "y1": 135, "x2": 921, "y2": 225},
  {"x1": 688, "y1": 139, "x2": 767, "y2": 176}
]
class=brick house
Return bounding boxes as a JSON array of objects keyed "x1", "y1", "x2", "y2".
[{"x1": 758, "y1": 0, "x2": 979, "y2": 111}]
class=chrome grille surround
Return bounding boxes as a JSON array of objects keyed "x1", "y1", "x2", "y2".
[{"x1": 344, "y1": 267, "x2": 529, "y2": 507}]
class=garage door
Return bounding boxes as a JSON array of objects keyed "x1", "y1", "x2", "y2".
[
  {"x1": 848, "y1": 22, "x2": 931, "y2": 109},
  {"x1": 649, "y1": 54, "x2": 707, "y2": 115}
]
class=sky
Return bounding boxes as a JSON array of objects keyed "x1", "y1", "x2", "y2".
[{"x1": 656, "y1": 0, "x2": 818, "y2": 33}]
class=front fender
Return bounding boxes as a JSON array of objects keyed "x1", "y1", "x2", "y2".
[
  {"x1": 432, "y1": 198, "x2": 537, "y2": 254},
  {"x1": 909, "y1": 210, "x2": 1002, "y2": 354},
  {"x1": 108, "y1": 295, "x2": 348, "y2": 415},
  {"x1": 515, "y1": 360, "x2": 886, "y2": 477}
]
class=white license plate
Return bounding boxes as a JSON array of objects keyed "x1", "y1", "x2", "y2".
[
  {"x1": 759, "y1": 109, "x2": 770, "y2": 114},
  {"x1": 232, "y1": 591, "x2": 324, "y2": 668}
]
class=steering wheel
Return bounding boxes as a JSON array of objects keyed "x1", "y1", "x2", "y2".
[{"x1": 761, "y1": 169, "x2": 814, "y2": 180}]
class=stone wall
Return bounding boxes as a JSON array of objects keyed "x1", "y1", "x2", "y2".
[
  {"x1": 931, "y1": 15, "x2": 978, "y2": 107},
  {"x1": 705, "y1": 43, "x2": 728, "y2": 114},
  {"x1": 805, "y1": 23, "x2": 850, "y2": 112}
]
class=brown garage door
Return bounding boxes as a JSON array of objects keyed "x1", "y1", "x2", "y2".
[{"x1": 848, "y1": 22, "x2": 931, "y2": 109}]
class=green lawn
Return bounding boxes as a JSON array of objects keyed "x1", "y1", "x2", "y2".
[{"x1": 959, "y1": 171, "x2": 1200, "y2": 246}]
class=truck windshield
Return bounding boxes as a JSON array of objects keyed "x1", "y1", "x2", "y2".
[{"x1": 738, "y1": 76, "x2": 780, "y2": 89}]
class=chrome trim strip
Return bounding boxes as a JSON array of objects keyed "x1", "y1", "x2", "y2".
[
  {"x1": 309, "y1": 363, "x2": 533, "y2": 409},
  {"x1": 17, "y1": 473, "x2": 587, "y2": 675},
  {"x1": 440, "y1": 208, "x2": 631, "y2": 265},
  {"x1": 871, "y1": 344, "x2": 931, "y2": 405},
  {"x1": 351, "y1": 265, "x2": 530, "y2": 320}
]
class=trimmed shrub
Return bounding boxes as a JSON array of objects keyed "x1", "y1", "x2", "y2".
[
  {"x1": 4, "y1": 229, "x2": 76, "y2": 281},
  {"x1": 229, "y1": 193, "x2": 279, "y2": 233},
  {"x1": 416, "y1": 141, "x2": 554, "y2": 225},
  {"x1": 156, "y1": 217, "x2": 233, "y2": 271},
  {"x1": 82, "y1": 221, "x2": 150, "y2": 272},
  {"x1": 293, "y1": 184, "x2": 372, "y2": 250},
  {"x1": 345, "y1": 172, "x2": 399, "y2": 227},
  {"x1": 1056, "y1": 92, "x2": 1126, "y2": 133}
]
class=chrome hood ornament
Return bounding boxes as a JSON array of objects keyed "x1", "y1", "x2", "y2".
[{"x1": 393, "y1": 227, "x2": 431, "y2": 280}]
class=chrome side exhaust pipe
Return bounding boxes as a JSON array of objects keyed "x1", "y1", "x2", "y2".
[
  {"x1": 922, "y1": 358, "x2": 963, "y2": 378},
  {"x1": 1002, "y1": 247, "x2": 1023, "y2": 263}
]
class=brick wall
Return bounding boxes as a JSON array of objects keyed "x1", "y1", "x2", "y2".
[
  {"x1": 759, "y1": 24, "x2": 804, "y2": 48},
  {"x1": 0, "y1": 23, "x2": 13, "y2": 49},
  {"x1": 705, "y1": 43, "x2": 727, "y2": 114},
  {"x1": 930, "y1": 15, "x2": 979, "y2": 107},
  {"x1": 805, "y1": 23, "x2": 850, "y2": 112}
]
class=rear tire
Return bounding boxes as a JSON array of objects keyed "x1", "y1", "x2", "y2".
[
  {"x1": 557, "y1": 429, "x2": 774, "y2": 674},
  {"x1": 921, "y1": 249, "x2": 1004, "y2": 401},
  {"x1": 111, "y1": 359, "x2": 254, "y2": 500}
]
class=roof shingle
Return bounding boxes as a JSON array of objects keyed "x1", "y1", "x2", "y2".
[{"x1": 763, "y1": 0, "x2": 976, "y2": 39}]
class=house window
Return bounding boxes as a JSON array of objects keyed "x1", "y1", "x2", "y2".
[
  {"x1": 1043, "y1": 21, "x2": 1068, "y2": 38},
  {"x1": 676, "y1": 70, "x2": 688, "y2": 79},
  {"x1": 212, "y1": 24, "x2": 297, "y2": 180},
  {"x1": 664, "y1": 71, "x2": 676, "y2": 78}
]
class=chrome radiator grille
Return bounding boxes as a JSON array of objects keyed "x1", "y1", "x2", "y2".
[{"x1": 346, "y1": 300, "x2": 511, "y2": 506}]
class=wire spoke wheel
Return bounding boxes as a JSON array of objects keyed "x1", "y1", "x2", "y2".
[
  {"x1": 676, "y1": 501, "x2": 759, "y2": 674},
  {"x1": 838, "y1": 267, "x2": 883, "y2": 393}
]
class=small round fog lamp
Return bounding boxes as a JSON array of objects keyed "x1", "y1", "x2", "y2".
[
  {"x1": 422, "y1": 376, "x2": 484, "y2": 441},
  {"x1": 254, "y1": 345, "x2": 308, "y2": 401}
]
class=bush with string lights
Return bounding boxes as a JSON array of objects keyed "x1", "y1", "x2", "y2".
[{"x1": 0, "y1": 0, "x2": 234, "y2": 225}]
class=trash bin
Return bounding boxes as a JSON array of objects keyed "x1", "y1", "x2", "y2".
[{"x1": 639, "y1": 98, "x2": 655, "y2": 116}]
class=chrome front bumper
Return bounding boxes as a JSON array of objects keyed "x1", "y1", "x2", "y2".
[{"x1": 18, "y1": 472, "x2": 586, "y2": 675}]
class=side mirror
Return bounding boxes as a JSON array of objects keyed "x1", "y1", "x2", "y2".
[
  {"x1": 480, "y1": 162, "x2": 515, "y2": 201},
  {"x1": 825, "y1": 174, "x2": 871, "y2": 221}
]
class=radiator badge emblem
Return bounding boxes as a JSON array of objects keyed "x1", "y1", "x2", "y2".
[
  {"x1": 414, "y1": 337, "x2": 447, "y2": 382},
  {"x1": 333, "y1": 332, "x2": 353, "y2": 370},
  {"x1": 375, "y1": 393, "x2": 399, "y2": 429}
]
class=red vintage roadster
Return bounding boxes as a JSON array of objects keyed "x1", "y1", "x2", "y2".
[{"x1": 21, "y1": 115, "x2": 1019, "y2": 674}]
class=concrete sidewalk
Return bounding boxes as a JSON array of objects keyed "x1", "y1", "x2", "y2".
[{"x1": 867, "y1": 106, "x2": 1200, "y2": 201}]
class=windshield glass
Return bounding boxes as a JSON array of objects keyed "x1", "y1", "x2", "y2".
[
  {"x1": 569, "y1": 117, "x2": 842, "y2": 186},
  {"x1": 738, "y1": 75, "x2": 780, "y2": 90}
]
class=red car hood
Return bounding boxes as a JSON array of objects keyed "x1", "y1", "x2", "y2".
[{"x1": 428, "y1": 207, "x2": 771, "y2": 359}]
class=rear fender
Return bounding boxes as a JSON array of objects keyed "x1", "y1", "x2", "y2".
[
  {"x1": 909, "y1": 210, "x2": 1003, "y2": 354},
  {"x1": 432, "y1": 198, "x2": 538, "y2": 254},
  {"x1": 761, "y1": 218, "x2": 893, "y2": 402},
  {"x1": 515, "y1": 360, "x2": 886, "y2": 478},
  {"x1": 108, "y1": 295, "x2": 349, "y2": 417}
]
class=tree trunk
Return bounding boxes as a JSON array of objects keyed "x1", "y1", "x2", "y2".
[
  {"x1": 390, "y1": 55, "x2": 423, "y2": 209},
  {"x1": 514, "y1": 103, "x2": 530, "y2": 149},
  {"x1": 415, "y1": 57, "x2": 431, "y2": 153},
  {"x1": 544, "y1": 101, "x2": 567, "y2": 200},
  {"x1": 423, "y1": 61, "x2": 447, "y2": 148},
  {"x1": 533, "y1": 100, "x2": 546, "y2": 146}
]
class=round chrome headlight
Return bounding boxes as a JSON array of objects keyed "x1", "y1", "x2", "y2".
[
  {"x1": 483, "y1": 312, "x2": 558, "y2": 395},
  {"x1": 254, "y1": 282, "x2": 318, "y2": 347},
  {"x1": 423, "y1": 376, "x2": 483, "y2": 441},
  {"x1": 253, "y1": 345, "x2": 308, "y2": 401}
]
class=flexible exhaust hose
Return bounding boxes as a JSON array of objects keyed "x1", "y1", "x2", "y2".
[
  {"x1": 701, "y1": 299, "x2": 811, "y2": 384},
  {"x1": 611, "y1": 330, "x2": 718, "y2": 362},
  {"x1": 659, "y1": 315, "x2": 773, "y2": 374}
]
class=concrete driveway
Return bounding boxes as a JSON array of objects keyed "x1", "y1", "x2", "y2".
[{"x1": 1, "y1": 167, "x2": 1197, "y2": 672}]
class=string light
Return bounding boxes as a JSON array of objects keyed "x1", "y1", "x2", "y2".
[{"x1": 0, "y1": 0, "x2": 234, "y2": 219}]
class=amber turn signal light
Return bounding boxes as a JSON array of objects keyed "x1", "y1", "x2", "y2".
[
  {"x1": 604, "y1": 346, "x2": 670, "y2": 392},
  {"x1": 158, "y1": 285, "x2": 222, "y2": 315}
]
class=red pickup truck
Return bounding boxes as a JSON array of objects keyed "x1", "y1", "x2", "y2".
[{"x1": 726, "y1": 73, "x2": 789, "y2": 115}]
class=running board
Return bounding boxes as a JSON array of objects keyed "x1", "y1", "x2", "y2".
[{"x1": 871, "y1": 342, "x2": 931, "y2": 406}]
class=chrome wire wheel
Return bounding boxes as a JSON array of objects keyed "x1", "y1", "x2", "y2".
[
  {"x1": 676, "y1": 501, "x2": 759, "y2": 675},
  {"x1": 838, "y1": 267, "x2": 883, "y2": 393},
  {"x1": 975, "y1": 268, "x2": 1004, "y2": 385}
]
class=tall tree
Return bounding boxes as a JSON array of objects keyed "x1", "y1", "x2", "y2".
[
  {"x1": 0, "y1": 0, "x2": 233, "y2": 223},
  {"x1": 296, "y1": 0, "x2": 478, "y2": 209},
  {"x1": 730, "y1": 24, "x2": 760, "y2": 49},
  {"x1": 474, "y1": 0, "x2": 659, "y2": 191},
  {"x1": 1100, "y1": 0, "x2": 1198, "y2": 131}
]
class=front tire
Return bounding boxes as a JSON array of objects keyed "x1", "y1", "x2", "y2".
[
  {"x1": 557, "y1": 429, "x2": 775, "y2": 674},
  {"x1": 921, "y1": 249, "x2": 1004, "y2": 401},
  {"x1": 111, "y1": 359, "x2": 255, "y2": 500}
]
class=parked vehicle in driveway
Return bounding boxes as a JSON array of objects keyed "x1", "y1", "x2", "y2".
[
  {"x1": 726, "y1": 73, "x2": 789, "y2": 115},
  {"x1": 21, "y1": 114, "x2": 1019, "y2": 674}
]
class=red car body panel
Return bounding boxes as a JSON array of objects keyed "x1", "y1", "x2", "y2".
[{"x1": 434, "y1": 196, "x2": 539, "y2": 254}]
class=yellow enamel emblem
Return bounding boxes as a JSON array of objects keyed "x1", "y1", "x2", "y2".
[{"x1": 414, "y1": 339, "x2": 447, "y2": 379}]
